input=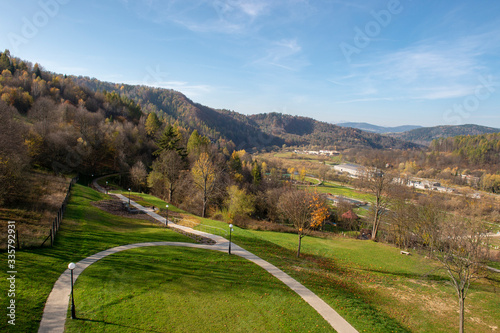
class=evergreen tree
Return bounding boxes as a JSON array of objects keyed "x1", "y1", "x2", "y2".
[
  {"x1": 154, "y1": 125, "x2": 187, "y2": 158},
  {"x1": 251, "y1": 161, "x2": 262, "y2": 185},
  {"x1": 34, "y1": 63, "x2": 42, "y2": 79}
]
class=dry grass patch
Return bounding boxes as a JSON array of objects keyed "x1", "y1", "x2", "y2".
[{"x1": 0, "y1": 172, "x2": 71, "y2": 249}]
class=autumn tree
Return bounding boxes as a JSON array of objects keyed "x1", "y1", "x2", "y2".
[
  {"x1": 278, "y1": 189, "x2": 314, "y2": 257},
  {"x1": 191, "y1": 152, "x2": 217, "y2": 217},
  {"x1": 298, "y1": 167, "x2": 306, "y2": 182},
  {"x1": 309, "y1": 192, "x2": 329, "y2": 230},
  {"x1": 225, "y1": 185, "x2": 255, "y2": 224},
  {"x1": 228, "y1": 150, "x2": 242, "y2": 173},
  {"x1": 145, "y1": 112, "x2": 161, "y2": 137},
  {"x1": 187, "y1": 129, "x2": 210, "y2": 161}
]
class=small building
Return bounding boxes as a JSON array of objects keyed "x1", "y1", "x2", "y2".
[{"x1": 341, "y1": 210, "x2": 359, "y2": 221}]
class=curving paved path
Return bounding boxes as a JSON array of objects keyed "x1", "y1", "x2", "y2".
[{"x1": 38, "y1": 179, "x2": 358, "y2": 333}]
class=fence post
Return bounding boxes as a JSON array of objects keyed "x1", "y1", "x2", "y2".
[{"x1": 49, "y1": 228, "x2": 53, "y2": 247}]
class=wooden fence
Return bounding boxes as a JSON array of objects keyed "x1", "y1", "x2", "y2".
[{"x1": 41, "y1": 176, "x2": 79, "y2": 247}]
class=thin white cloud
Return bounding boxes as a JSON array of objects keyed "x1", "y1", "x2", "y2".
[
  {"x1": 124, "y1": 0, "x2": 270, "y2": 34},
  {"x1": 335, "y1": 97, "x2": 396, "y2": 104},
  {"x1": 338, "y1": 29, "x2": 500, "y2": 102},
  {"x1": 251, "y1": 38, "x2": 308, "y2": 71}
]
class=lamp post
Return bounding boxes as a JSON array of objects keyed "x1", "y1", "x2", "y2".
[
  {"x1": 128, "y1": 188, "x2": 131, "y2": 206},
  {"x1": 68, "y1": 262, "x2": 76, "y2": 319},
  {"x1": 105, "y1": 181, "x2": 108, "y2": 194},
  {"x1": 228, "y1": 224, "x2": 233, "y2": 255},
  {"x1": 165, "y1": 204, "x2": 169, "y2": 227}
]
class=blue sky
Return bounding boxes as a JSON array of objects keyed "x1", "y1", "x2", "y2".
[{"x1": 1, "y1": 0, "x2": 499, "y2": 127}]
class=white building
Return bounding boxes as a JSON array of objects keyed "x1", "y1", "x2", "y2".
[{"x1": 333, "y1": 163, "x2": 364, "y2": 177}]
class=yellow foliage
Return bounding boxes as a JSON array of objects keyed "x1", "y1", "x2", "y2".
[{"x1": 309, "y1": 192, "x2": 329, "y2": 228}]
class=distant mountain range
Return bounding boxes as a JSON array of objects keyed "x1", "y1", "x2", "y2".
[
  {"x1": 336, "y1": 122, "x2": 422, "y2": 134},
  {"x1": 387, "y1": 124, "x2": 500, "y2": 146}
]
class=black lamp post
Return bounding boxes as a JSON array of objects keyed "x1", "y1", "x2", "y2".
[
  {"x1": 68, "y1": 262, "x2": 76, "y2": 319},
  {"x1": 128, "y1": 188, "x2": 131, "y2": 206},
  {"x1": 228, "y1": 224, "x2": 233, "y2": 255},
  {"x1": 106, "y1": 181, "x2": 108, "y2": 194},
  {"x1": 165, "y1": 204, "x2": 169, "y2": 227}
]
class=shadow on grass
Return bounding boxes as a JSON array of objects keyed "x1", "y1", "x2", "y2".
[
  {"x1": 232, "y1": 233, "x2": 412, "y2": 333},
  {"x1": 73, "y1": 318, "x2": 163, "y2": 333}
]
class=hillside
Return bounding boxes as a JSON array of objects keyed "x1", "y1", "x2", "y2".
[
  {"x1": 337, "y1": 122, "x2": 422, "y2": 134},
  {"x1": 75, "y1": 77, "x2": 420, "y2": 150},
  {"x1": 250, "y1": 113, "x2": 420, "y2": 150},
  {"x1": 388, "y1": 124, "x2": 500, "y2": 146}
]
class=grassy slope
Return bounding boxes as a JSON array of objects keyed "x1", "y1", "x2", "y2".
[
  {"x1": 190, "y1": 217, "x2": 500, "y2": 333},
  {"x1": 0, "y1": 185, "x2": 333, "y2": 333},
  {"x1": 0, "y1": 185, "x2": 194, "y2": 333},
  {"x1": 2, "y1": 184, "x2": 498, "y2": 332}
]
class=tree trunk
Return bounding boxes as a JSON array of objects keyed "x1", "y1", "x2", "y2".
[
  {"x1": 459, "y1": 295, "x2": 465, "y2": 333},
  {"x1": 297, "y1": 234, "x2": 302, "y2": 257},
  {"x1": 168, "y1": 184, "x2": 174, "y2": 203},
  {"x1": 202, "y1": 198, "x2": 206, "y2": 218},
  {"x1": 371, "y1": 208, "x2": 380, "y2": 240}
]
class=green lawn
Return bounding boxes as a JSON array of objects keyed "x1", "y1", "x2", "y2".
[
  {"x1": 0, "y1": 185, "x2": 193, "y2": 333},
  {"x1": 312, "y1": 181, "x2": 376, "y2": 203},
  {"x1": 65, "y1": 246, "x2": 333, "y2": 332}
]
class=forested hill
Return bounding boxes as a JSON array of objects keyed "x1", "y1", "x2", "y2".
[
  {"x1": 431, "y1": 132, "x2": 500, "y2": 166},
  {"x1": 1, "y1": 50, "x2": 419, "y2": 152},
  {"x1": 250, "y1": 113, "x2": 419, "y2": 149},
  {"x1": 72, "y1": 77, "x2": 284, "y2": 150},
  {"x1": 75, "y1": 77, "x2": 419, "y2": 150},
  {"x1": 387, "y1": 124, "x2": 500, "y2": 146}
]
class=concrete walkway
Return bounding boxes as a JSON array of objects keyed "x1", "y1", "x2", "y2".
[{"x1": 38, "y1": 180, "x2": 358, "y2": 333}]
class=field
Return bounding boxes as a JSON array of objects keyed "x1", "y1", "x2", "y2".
[{"x1": 1, "y1": 183, "x2": 498, "y2": 332}]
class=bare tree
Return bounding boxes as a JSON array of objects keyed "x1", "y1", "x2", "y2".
[
  {"x1": 318, "y1": 164, "x2": 330, "y2": 184},
  {"x1": 130, "y1": 161, "x2": 147, "y2": 192},
  {"x1": 357, "y1": 168, "x2": 393, "y2": 240},
  {"x1": 147, "y1": 150, "x2": 184, "y2": 202},
  {"x1": 277, "y1": 189, "x2": 314, "y2": 257},
  {"x1": 422, "y1": 216, "x2": 490, "y2": 333}
]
